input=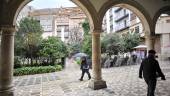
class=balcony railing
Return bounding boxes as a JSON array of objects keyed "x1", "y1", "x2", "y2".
[
  {"x1": 115, "y1": 21, "x2": 130, "y2": 32},
  {"x1": 115, "y1": 14, "x2": 129, "y2": 22},
  {"x1": 114, "y1": 7, "x2": 122, "y2": 12}
]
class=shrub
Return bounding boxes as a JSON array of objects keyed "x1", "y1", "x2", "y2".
[
  {"x1": 54, "y1": 64, "x2": 62, "y2": 71},
  {"x1": 23, "y1": 62, "x2": 55, "y2": 67},
  {"x1": 14, "y1": 66, "x2": 62, "y2": 76},
  {"x1": 14, "y1": 56, "x2": 21, "y2": 68}
]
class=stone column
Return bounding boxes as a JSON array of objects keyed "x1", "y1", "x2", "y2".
[
  {"x1": 145, "y1": 33, "x2": 155, "y2": 52},
  {"x1": 88, "y1": 30, "x2": 107, "y2": 90},
  {"x1": 0, "y1": 26, "x2": 15, "y2": 96}
]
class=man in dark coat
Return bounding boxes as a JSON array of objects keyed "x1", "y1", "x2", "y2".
[
  {"x1": 139, "y1": 50, "x2": 166, "y2": 96},
  {"x1": 79, "y1": 56, "x2": 91, "y2": 81}
]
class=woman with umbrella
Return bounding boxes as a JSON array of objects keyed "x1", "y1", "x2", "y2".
[{"x1": 79, "y1": 56, "x2": 91, "y2": 81}]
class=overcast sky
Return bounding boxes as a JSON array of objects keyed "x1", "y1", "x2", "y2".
[{"x1": 28, "y1": 0, "x2": 76, "y2": 9}]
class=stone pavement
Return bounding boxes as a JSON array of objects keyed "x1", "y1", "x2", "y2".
[{"x1": 13, "y1": 60, "x2": 170, "y2": 96}]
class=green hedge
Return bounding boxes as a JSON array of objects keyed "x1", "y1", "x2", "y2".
[
  {"x1": 14, "y1": 65, "x2": 62, "y2": 76},
  {"x1": 54, "y1": 64, "x2": 62, "y2": 71}
]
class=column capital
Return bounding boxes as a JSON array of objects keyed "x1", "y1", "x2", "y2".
[
  {"x1": 92, "y1": 29, "x2": 102, "y2": 36},
  {"x1": 92, "y1": 29, "x2": 103, "y2": 33},
  {"x1": 144, "y1": 31, "x2": 156, "y2": 39},
  {"x1": 145, "y1": 35, "x2": 156, "y2": 40},
  {"x1": 0, "y1": 25, "x2": 16, "y2": 36},
  {"x1": 0, "y1": 25, "x2": 16, "y2": 32},
  {"x1": 91, "y1": 32, "x2": 101, "y2": 36}
]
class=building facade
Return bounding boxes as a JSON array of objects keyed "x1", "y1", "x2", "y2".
[
  {"x1": 29, "y1": 8, "x2": 59, "y2": 38},
  {"x1": 155, "y1": 15, "x2": 170, "y2": 59},
  {"x1": 103, "y1": 7, "x2": 170, "y2": 60},
  {"x1": 103, "y1": 7, "x2": 143, "y2": 35},
  {"x1": 129, "y1": 12, "x2": 143, "y2": 36},
  {"x1": 16, "y1": 5, "x2": 35, "y2": 26},
  {"x1": 29, "y1": 7, "x2": 86, "y2": 43}
]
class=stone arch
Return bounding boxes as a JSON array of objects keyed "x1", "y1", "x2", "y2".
[
  {"x1": 12, "y1": 0, "x2": 97, "y2": 31},
  {"x1": 153, "y1": 6, "x2": 170, "y2": 33},
  {"x1": 98, "y1": 0, "x2": 152, "y2": 35}
]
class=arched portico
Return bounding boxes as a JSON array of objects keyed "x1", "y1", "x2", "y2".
[
  {"x1": 153, "y1": 6, "x2": 170, "y2": 33},
  {"x1": 98, "y1": 0, "x2": 156, "y2": 51},
  {"x1": 0, "y1": 0, "x2": 103, "y2": 95},
  {"x1": 153, "y1": 6, "x2": 170, "y2": 59},
  {"x1": 13, "y1": 0, "x2": 107, "y2": 91},
  {"x1": 1, "y1": 0, "x2": 170, "y2": 95}
]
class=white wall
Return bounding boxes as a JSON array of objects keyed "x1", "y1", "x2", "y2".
[{"x1": 156, "y1": 16, "x2": 170, "y2": 34}]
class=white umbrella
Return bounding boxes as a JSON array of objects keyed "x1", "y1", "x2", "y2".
[{"x1": 134, "y1": 45, "x2": 147, "y2": 49}]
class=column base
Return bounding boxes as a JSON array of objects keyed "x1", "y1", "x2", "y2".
[
  {"x1": 88, "y1": 79, "x2": 107, "y2": 90},
  {"x1": 0, "y1": 88, "x2": 14, "y2": 96}
]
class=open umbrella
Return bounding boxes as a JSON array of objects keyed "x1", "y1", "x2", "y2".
[
  {"x1": 133, "y1": 45, "x2": 147, "y2": 50},
  {"x1": 72, "y1": 53, "x2": 88, "y2": 58}
]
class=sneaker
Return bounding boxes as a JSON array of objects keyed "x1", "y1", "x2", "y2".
[{"x1": 79, "y1": 79, "x2": 83, "y2": 81}]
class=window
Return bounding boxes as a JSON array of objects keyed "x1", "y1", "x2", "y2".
[
  {"x1": 135, "y1": 26, "x2": 139, "y2": 33},
  {"x1": 124, "y1": 9, "x2": 126, "y2": 15},
  {"x1": 124, "y1": 20, "x2": 127, "y2": 27},
  {"x1": 110, "y1": 25, "x2": 113, "y2": 32}
]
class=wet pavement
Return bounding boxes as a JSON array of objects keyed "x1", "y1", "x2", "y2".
[{"x1": 13, "y1": 59, "x2": 170, "y2": 96}]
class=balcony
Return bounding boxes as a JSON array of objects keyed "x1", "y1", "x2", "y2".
[
  {"x1": 115, "y1": 14, "x2": 129, "y2": 22},
  {"x1": 64, "y1": 32, "x2": 69, "y2": 37},
  {"x1": 115, "y1": 21, "x2": 130, "y2": 32},
  {"x1": 114, "y1": 7, "x2": 122, "y2": 12},
  {"x1": 115, "y1": 26, "x2": 129, "y2": 32}
]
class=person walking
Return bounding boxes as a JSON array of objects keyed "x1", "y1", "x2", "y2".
[
  {"x1": 139, "y1": 50, "x2": 166, "y2": 96},
  {"x1": 79, "y1": 56, "x2": 91, "y2": 81}
]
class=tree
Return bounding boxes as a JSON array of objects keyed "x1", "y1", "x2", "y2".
[
  {"x1": 82, "y1": 35, "x2": 92, "y2": 57},
  {"x1": 68, "y1": 18, "x2": 92, "y2": 57},
  {"x1": 101, "y1": 32, "x2": 141, "y2": 56},
  {"x1": 82, "y1": 18, "x2": 90, "y2": 35},
  {"x1": 67, "y1": 26, "x2": 83, "y2": 55},
  {"x1": 121, "y1": 32, "x2": 141, "y2": 52},
  {"x1": 101, "y1": 33, "x2": 122, "y2": 56},
  {"x1": 67, "y1": 42, "x2": 82, "y2": 56},
  {"x1": 38, "y1": 36, "x2": 68, "y2": 64},
  {"x1": 15, "y1": 17, "x2": 43, "y2": 64},
  {"x1": 81, "y1": 19, "x2": 92, "y2": 57},
  {"x1": 17, "y1": 17, "x2": 43, "y2": 35},
  {"x1": 69, "y1": 26, "x2": 83, "y2": 44}
]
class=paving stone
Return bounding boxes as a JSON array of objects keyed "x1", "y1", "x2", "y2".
[
  {"x1": 18, "y1": 79, "x2": 28, "y2": 86},
  {"x1": 35, "y1": 77, "x2": 41, "y2": 84},
  {"x1": 42, "y1": 76, "x2": 48, "y2": 82},
  {"x1": 27, "y1": 77, "x2": 35, "y2": 85},
  {"x1": 13, "y1": 59, "x2": 170, "y2": 96}
]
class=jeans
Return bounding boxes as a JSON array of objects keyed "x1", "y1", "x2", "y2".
[{"x1": 80, "y1": 69, "x2": 91, "y2": 80}]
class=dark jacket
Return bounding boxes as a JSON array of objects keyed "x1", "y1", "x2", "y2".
[
  {"x1": 139, "y1": 55, "x2": 165, "y2": 79},
  {"x1": 80, "y1": 61, "x2": 89, "y2": 70}
]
